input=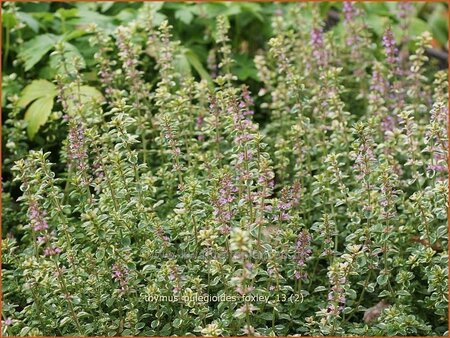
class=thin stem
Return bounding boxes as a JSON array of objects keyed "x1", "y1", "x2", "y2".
[{"x1": 54, "y1": 261, "x2": 85, "y2": 335}]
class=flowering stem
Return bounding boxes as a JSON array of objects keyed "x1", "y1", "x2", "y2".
[
  {"x1": 344, "y1": 269, "x2": 373, "y2": 323},
  {"x1": 54, "y1": 261, "x2": 85, "y2": 335},
  {"x1": 29, "y1": 281, "x2": 47, "y2": 331},
  {"x1": 418, "y1": 204, "x2": 432, "y2": 248},
  {"x1": 49, "y1": 193, "x2": 78, "y2": 274}
]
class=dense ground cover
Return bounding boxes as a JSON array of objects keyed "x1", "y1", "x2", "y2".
[{"x1": 1, "y1": 2, "x2": 449, "y2": 336}]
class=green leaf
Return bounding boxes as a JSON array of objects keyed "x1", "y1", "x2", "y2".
[
  {"x1": 77, "y1": 311, "x2": 90, "y2": 319},
  {"x1": 428, "y1": 5, "x2": 448, "y2": 47},
  {"x1": 115, "y1": 9, "x2": 138, "y2": 24},
  {"x1": 100, "y1": 2, "x2": 114, "y2": 13},
  {"x1": 221, "y1": 3, "x2": 244, "y2": 17},
  {"x1": 396, "y1": 289, "x2": 410, "y2": 297},
  {"x1": 121, "y1": 236, "x2": 131, "y2": 247},
  {"x1": 365, "y1": 14, "x2": 390, "y2": 37},
  {"x1": 17, "y1": 12, "x2": 39, "y2": 32},
  {"x1": 347, "y1": 288, "x2": 357, "y2": 299},
  {"x1": 274, "y1": 324, "x2": 285, "y2": 331},
  {"x1": 135, "y1": 322, "x2": 146, "y2": 330},
  {"x1": 55, "y1": 8, "x2": 79, "y2": 21},
  {"x1": 378, "y1": 290, "x2": 391, "y2": 298},
  {"x1": 363, "y1": 3, "x2": 391, "y2": 16},
  {"x1": 3, "y1": 12, "x2": 17, "y2": 29},
  {"x1": 18, "y1": 80, "x2": 57, "y2": 108},
  {"x1": 20, "y1": 3, "x2": 50, "y2": 12},
  {"x1": 19, "y1": 327, "x2": 31, "y2": 336},
  {"x1": 173, "y1": 318, "x2": 183, "y2": 328},
  {"x1": 74, "y1": 8, "x2": 114, "y2": 31},
  {"x1": 175, "y1": 8, "x2": 194, "y2": 25},
  {"x1": 66, "y1": 85, "x2": 103, "y2": 113},
  {"x1": 174, "y1": 53, "x2": 192, "y2": 77},
  {"x1": 63, "y1": 29, "x2": 88, "y2": 42},
  {"x1": 260, "y1": 312, "x2": 274, "y2": 321},
  {"x1": 147, "y1": 2, "x2": 164, "y2": 12},
  {"x1": 279, "y1": 313, "x2": 291, "y2": 320},
  {"x1": 313, "y1": 285, "x2": 327, "y2": 293},
  {"x1": 196, "y1": 3, "x2": 230, "y2": 18},
  {"x1": 232, "y1": 54, "x2": 258, "y2": 81},
  {"x1": 19, "y1": 34, "x2": 60, "y2": 71},
  {"x1": 377, "y1": 274, "x2": 388, "y2": 286},
  {"x1": 184, "y1": 49, "x2": 213, "y2": 86},
  {"x1": 96, "y1": 249, "x2": 105, "y2": 261},
  {"x1": 408, "y1": 18, "x2": 429, "y2": 38},
  {"x1": 24, "y1": 96, "x2": 54, "y2": 139},
  {"x1": 392, "y1": 17, "x2": 429, "y2": 42},
  {"x1": 60, "y1": 316, "x2": 72, "y2": 327},
  {"x1": 153, "y1": 13, "x2": 167, "y2": 27},
  {"x1": 49, "y1": 42, "x2": 86, "y2": 73},
  {"x1": 2, "y1": 75, "x2": 22, "y2": 107},
  {"x1": 160, "y1": 323, "x2": 171, "y2": 336},
  {"x1": 239, "y1": 3, "x2": 263, "y2": 21}
]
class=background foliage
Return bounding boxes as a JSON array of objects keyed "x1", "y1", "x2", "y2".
[{"x1": 2, "y1": 2, "x2": 448, "y2": 147}]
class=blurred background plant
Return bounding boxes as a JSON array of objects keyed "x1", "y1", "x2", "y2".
[{"x1": 2, "y1": 1, "x2": 448, "y2": 146}]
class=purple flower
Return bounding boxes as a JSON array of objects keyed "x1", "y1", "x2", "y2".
[
  {"x1": 196, "y1": 115, "x2": 204, "y2": 129},
  {"x1": 28, "y1": 202, "x2": 49, "y2": 232},
  {"x1": 276, "y1": 185, "x2": 300, "y2": 221},
  {"x1": 169, "y1": 266, "x2": 183, "y2": 294},
  {"x1": 44, "y1": 245, "x2": 62, "y2": 257},
  {"x1": 343, "y1": 2, "x2": 357, "y2": 22},
  {"x1": 220, "y1": 224, "x2": 231, "y2": 235},
  {"x1": 116, "y1": 27, "x2": 142, "y2": 84},
  {"x1": 382, "y1": 28, "x2": 398, "y2": 64},
  {"x1": 218, "y1": 174, "x2": 238, "y2": 206},
  {"x1": 274, "y1": 9, "x2": 283, "y2": 16},
  {"x1": 381, "y1": 115, "x2": 396, "y2": 133},
  {"x1": 370, "y1": 68, "x2": 388, "y2": 96},
  {"x1": 427, "y1": 163, "x2": 447, "y2": 172},
  {"x1": 353, "y1": 138, "x2": 376, "y2": 181},
  {"x1": 4, "y1": 318, "x2": 12, "y2": 326},
  {"x1": 311, "y1": 27, "x2": 324, "y2": 46},
  {"x1": 112, "y1": 263, "x2": 129, "y2": 294},
  {"x1": 326, "y1": 261, "x2": 350, "y2": 317},
  {"x1": 278, "y1": 201, "x2": 291, "y2": 210},
  {"x1": 240, "y1": 85, "x2": 255, "y2": 117},
  {"x1": 236, "y1": 285, "x2": 254, "y2": 296},
  {"x1": 428, "y1": 102, "x2": 448, "y2": 132},
  {"x1": 236, "y1": 150, "x2": 254, "y2": 165},
  {"x1": 67, "y1": 121, "x2": 89, "y2": 175},
  {"x1": 168, "y1": 270, "x2": 176, "y2": 281},
  {"x1": 275, "y1": 212, "x2": 291, "y2": 221},
  {"x1": 207, "y1": 50, "x2": 218, "y2": 79},
  {"x1": 37, "y1": 235, "x2": 48, "y2": 244},
  {"x1": 294, "y1": 230, "x2": 312, "y2": 280},
  {"x1": 397, "y1": 2, "x2": 413, "y2": 20},
  {"x1": 427, "y1": 152, "x2": 448, "y2": 173},
  {"x1": 213, "y1": 174, "x2": 238, "y2": 226},
  {"x1": 310, "y1": 27, "x2": 328, "y2": 67}
]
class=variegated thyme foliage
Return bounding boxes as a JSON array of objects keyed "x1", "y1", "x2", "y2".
[{"x1": 2, "y1": 2, "x2": 448, "y2": 336}]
